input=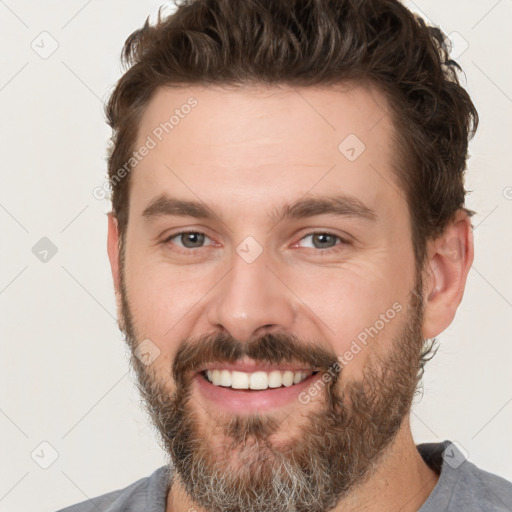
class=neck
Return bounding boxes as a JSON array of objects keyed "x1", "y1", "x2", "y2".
[
  {"x1": 165, "y1": 415, "x2": 439, "y2": 512},
  {"x1": 332, "y1": 418, "x2": 440, "y2": 512}
]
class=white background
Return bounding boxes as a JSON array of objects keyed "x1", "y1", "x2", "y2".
[{"x1": 0, "y1": 1, "x2": 511, "y2": 511}]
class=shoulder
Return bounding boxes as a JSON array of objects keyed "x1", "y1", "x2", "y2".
[
  {"x1": 418, "y1": 440, "x2": 512, "y2": 511},
  {"x1": 54, "y1": 466, "x2": 170, "y2": 512},
  {"x1": 454, "y1": 458, "x2": 512, "y2": 510}
]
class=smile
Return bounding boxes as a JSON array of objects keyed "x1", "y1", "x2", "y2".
[
  {"x1": 194, "y1": 369, "x2": 322, "y2": 412},
  {"x1": 202, "y1": 369, "x2": 318, "y2": 390}
]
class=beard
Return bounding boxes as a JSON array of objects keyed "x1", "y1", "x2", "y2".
[{"x1": 119, "y1": 261, "x2": 427, "y2": 512}]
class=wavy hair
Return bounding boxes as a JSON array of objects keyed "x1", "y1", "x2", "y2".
[{"x1": 105, "y1": 0, "x2": 478, "y2": 273}]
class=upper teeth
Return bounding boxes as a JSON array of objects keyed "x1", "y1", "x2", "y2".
[{"x1": 205, "y1": 369, "x2": 313, "y2": 390}]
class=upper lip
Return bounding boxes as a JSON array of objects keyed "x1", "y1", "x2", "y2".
[{"x1": 197, "y1": 359, "x2": 317, "y2": 373}]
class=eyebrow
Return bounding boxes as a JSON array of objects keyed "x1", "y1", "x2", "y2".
[
  {"x1": 141, "y1": 193, "x2": 377, "y2": 224},
  {"x1": 269, "y1": 194, "x2": 377, "y2": 224},
  {"x1": 142, "y1": 196, "x2": 217, "y2": 221}
]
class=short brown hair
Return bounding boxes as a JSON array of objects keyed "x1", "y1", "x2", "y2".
[{"x1": 105, "y1": 0, "x2": 478, "y2": 271}]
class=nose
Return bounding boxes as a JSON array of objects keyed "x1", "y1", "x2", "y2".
[{"x1": 206, "y1": 246, "x2": 297, "y2": 342}]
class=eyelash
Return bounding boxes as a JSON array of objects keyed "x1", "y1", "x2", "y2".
[{"x1": 162, "y1": 230, "x2": 350, "y2": 255}]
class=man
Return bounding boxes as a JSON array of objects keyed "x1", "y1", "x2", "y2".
[{"x1": 58, "y1": 0, "x2": 512, "y2": 511}]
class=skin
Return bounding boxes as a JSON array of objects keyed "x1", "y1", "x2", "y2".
[{"x1": 107, "y1": 83, "x2": 474, "y2": 512}]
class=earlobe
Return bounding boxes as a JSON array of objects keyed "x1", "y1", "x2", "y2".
[
  {"x1": 107, "y1": 212, "x2": 121, "y2": 293},
  {"x1": 421, "y1": 212, "x2": 474, "y2": 339},
  {"x1": 107, "y1": 212, "x2": 126, "y2": 332}
]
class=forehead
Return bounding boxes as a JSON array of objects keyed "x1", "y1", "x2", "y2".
[{"x1": 129, "y1": 82, "x2": 405, "y2": 225}]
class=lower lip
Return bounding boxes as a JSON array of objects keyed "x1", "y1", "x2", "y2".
[{"x1": 193, "y1": 371, "x2": 322, "y2": 413}]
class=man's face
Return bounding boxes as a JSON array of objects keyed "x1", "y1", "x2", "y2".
[{"x1": 114, "y1": 83, "x2": 427, "y2": 511}]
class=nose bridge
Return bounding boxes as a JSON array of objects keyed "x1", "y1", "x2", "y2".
[{"x1": 207, "y1": 239, "x2": 296, "y2": 341}]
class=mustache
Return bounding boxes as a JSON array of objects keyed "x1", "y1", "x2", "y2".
[{"x1": 172, "y1": 331, "x2": 341, "y2": 383}]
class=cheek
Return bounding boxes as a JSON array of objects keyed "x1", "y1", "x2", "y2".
[
  {"x1": 123, "y1": 254, "x2": 220, "y2": 360},
  {"x1": 288, "y1": 259, "x2": 410, "y2": 372},
  {"x1": 126, "y1": 267, "x2": 202, "y2": 328}
]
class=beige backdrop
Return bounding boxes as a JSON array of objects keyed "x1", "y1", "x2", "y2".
[{"x1": 0, "y1": 1, "x2": 510, "y2": 510}]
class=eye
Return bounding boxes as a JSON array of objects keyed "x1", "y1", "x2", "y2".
[
  {"x1": 162, "y1": 230, "x2": 349, "y2": 255},
  {"x1": 164, "y1": 231, "x2": 213, "y2": 251},
  {"x1": 295, "y1": 232, "x2": 348, "y2": 252}
]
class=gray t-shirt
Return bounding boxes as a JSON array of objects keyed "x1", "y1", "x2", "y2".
[{"x1": 56, "y1": 440, "x2": 512, "y2": 511}]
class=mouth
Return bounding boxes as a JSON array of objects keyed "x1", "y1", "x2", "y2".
[{"x1": 194, "y1": 368, "x2": 322, "y2": 412}]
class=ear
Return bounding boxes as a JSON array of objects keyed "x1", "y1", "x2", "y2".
[
  {"x1": 107, "y1": 212, "x2": 124, "y2": 331},
  {"x1": 421, "y1": 210, "x2": 474, "y2": 339}
]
